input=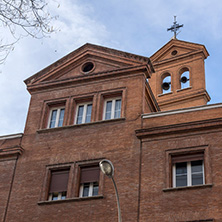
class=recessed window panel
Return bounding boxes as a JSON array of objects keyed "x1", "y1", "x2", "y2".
[
  {"x1": 75, "y1": 103, "x2": 92, "y2": 124},
  {"x1": 173, "y1": 157, "x2": 204, "y2": 188},
  {"x1": 48, "y1": 107, "x2": 65, "y2": 128},
  {"x1": 105, "y1": 101, "x2": 112, "y2": 120},
  {"x1": 104, "y1": 98, "x2": 122, "y2": 120}
]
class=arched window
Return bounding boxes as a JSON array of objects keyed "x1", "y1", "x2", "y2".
[
  {"x1": 162, "y1": 74, "x2": 171, "y2": 94},
  {"x1": 179, "y1": 68, "x2": 190, "y2": 89}
]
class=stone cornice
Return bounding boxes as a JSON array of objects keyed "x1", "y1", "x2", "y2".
[
  {"x1": 157, "y1": 89, "x2": 211, "y2": 106},
  {"x1": 135, "y1": 117, "x2": 222, "y2": 139},
  {"x1": 152, "y1": 50, "x2": 206, "y2": 68},
  {"x1": 0, "y1": 145, "x2": 24, "y2": 158},
  {"x1": 26, "y1": 64, "x2": 151, "y2": 93}
]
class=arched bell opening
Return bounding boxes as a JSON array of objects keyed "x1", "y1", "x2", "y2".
[
  {"x1": 179, "y1": 67, "x2": 190, "y2": 89},
  {"x1": 161, "y1": 73, "x2": 171, "y2": 94}
]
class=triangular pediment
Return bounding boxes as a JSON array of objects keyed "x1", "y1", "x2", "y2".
[
  {"x1": 25, "y1": 43, "x2": 150, "y2": 85},
  {"x1": 150, "y1": 39, "x2": 209, "y2": 63}
]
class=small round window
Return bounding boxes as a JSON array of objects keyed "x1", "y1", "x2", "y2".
[
  {"x1": 81, "y1": 62, "x2": 94, "y2": 73},
  {"x1": 171, "y1": 50, "x2": 178, "y2": 56}
]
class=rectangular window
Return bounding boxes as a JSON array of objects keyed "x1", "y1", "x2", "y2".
[
  {"x1": 79, "y1": 166, "x2": 100, "y2": 197},
  {"x1": 48, "y1": 107, "x2": 65, "y2": 128},
  {"x1": 48, "y1": 169, "x2": 69, "y2": 201},
  {"x1": 103, "y1": 98, "x2": 122, "y2": 120},
  {"x1": 75, "y1": 103, "x2": 92, "y2": 124},
  {"x1": 172, "y1": 153, "x2": 204, "y2": 188}
]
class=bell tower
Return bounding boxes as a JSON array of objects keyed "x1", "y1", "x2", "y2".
[{"x1": 149, "y1": 38, "x2": 210, "y2": 111}]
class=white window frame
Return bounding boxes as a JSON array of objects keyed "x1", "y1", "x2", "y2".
[
  {"x1": 103, "y1": 97, "x2": 122, "y2": 120},
  {"x1": 79, "y1": 182, "x2": 98, "y2": 197},
  {"x1": 47, "y1": 107, "x2": 65, "y2": 128},
  {"x1": 173, "y1": 160, "x2": 205, "y2": 188},
  {"x1": 75, "y1": 102, "x2": 92, "y2": 124}
]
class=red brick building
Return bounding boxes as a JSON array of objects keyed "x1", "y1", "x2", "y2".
[{"x1": 0, "y1": 39, "x2": 221, "y2": 222}]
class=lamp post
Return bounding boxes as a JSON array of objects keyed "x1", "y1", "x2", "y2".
[{"x1": 99, "y1": 159, "x2": 122, "y2": 222}]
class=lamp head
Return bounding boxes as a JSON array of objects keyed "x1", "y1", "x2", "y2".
[{"x1": 99, "y1": 159, "x2": 114, "y2": 178}]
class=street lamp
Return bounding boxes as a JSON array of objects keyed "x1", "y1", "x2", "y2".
[{"x1": 99, "y1": 159, "x2": 122, "y2": 222}]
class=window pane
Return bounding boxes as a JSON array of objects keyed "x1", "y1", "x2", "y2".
[
  {"x1": 77, "y1": 105, "x2": 84, "y2": 124},
  {"x1": 105, "y1": 101, "x2": 112, "y2": 120},
  {"x1": 192, "y1": 160, "x2": 203, "y2": 186},
  {"x1": 52, "y1": 192, "x2": 59, "y2": 200},
  {"x1": 191, "y1": 160, "x2": 203, "y2": 173},
  {"x1": 176, "y1": 175, "x2": 187, "y2": 187},
  {"x1": 92, "y1": 182, "x2": 99, "y2": 196},
  {"x1": 58, "y1": 108, "x2": 65, "y2": 127},
  {"x1": 82, "y1": 183, "x2": 90, "y2": 197},
  {"x1": 176, "y1": 162, "x2": 187, "y2": 175},
  {"x1": 114, "y1": 99, "x2": 121, "y2": 119},
  {"x1": 49, "y1": 110, "x2": 57, "y2": 128},
  {"x1": 175, "y1": 162, "x2": 187, "y2": 187},
  {"x1": 192, "y1": 173, "x2": 203, "y2": 186},
  {"x1": 85, "y1": 104, "x2": 92, "y2": 123},
  {"x1": 61, "y1": 191, "x2": 67, "y2": 200}
]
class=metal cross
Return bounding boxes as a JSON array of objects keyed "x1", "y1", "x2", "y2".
[{"x1": 167, "y1": 16, "x2": 184, "y2": 39}]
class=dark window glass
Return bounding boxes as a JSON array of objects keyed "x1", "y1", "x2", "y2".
[
  {"x1": 191, "y1": 160, "x2": 202, "y2": 173},
  {"x1": 82, "y1": 183, "x2": 90, "y2": 197},
  {"x1": 49, "y1": 110, "x2": 57, "y2": 128},
  {"x1": 114, "y1": 99, "x2": 121, "y2": 118},
  {"x1": 191, "y1": 160, "x2": 203, "y2": 186},
  {"x1": 176, "y1": 162, "x2": 187, "y2": 187},
  {"x1": 52, "y1": 192, "x2": 59, "y2": 200},
  {"x1": 105, "y1": 101, "x2": 112, "y2": 120},
  {"x1": 85, "y1": 104, "x2": 92, "y2": 123},
  {"x1": 77, "y1": 105, "x2": 84, "y2": 124},
  {"x1": 61, "y1": 191, "x2": 67, "y2": 200},
  {"x1": 92, "y1": 182, "x2": 99, "y2": 196},
  {"x1": 58, "y1": 108, "x2": 65, "y2": 127},
  {"x1": 82, "y1": 62, "x2": 94, "y2": 73}
]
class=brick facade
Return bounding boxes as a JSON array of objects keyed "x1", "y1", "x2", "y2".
[{"x1": 0, "y1": 40, "x2": 221, "y2": 221}]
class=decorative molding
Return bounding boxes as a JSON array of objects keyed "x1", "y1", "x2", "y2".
[
  {"x1": 26, "y1": 65, "x2": 151, "y2": 93},
  {"x1": 136, "y1": 117, "x2": 222, "y2": 139},
  {"x1": 0, "y1": 146, "x2": 24, "y2": 158}
]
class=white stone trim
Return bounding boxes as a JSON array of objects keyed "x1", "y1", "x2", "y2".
[
  {"x1": 0, "y1": 133, "x2": 23, "y2": 140},
  {"x1": 142, "y1": 103, "x2": 222, "y2": 119}
]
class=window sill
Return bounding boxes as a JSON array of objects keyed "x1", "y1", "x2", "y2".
[
  {"x1": 176, "y1": 86, "x2": 192, "y2": 92},
  {"x1": 38, "y1": 195, "x2": 103, "y2": 205},
  {"x1": 158, "y1": 91, "x2": 173, "y2": 97},
  {"x1": 37, "y1": 118, "x2": 125, "y2": 134},
  {"x1": 163, "y1": 184, "x2": 213, "y2": 192}
]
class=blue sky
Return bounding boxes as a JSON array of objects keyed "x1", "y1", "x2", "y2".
[{"x1": 1, "y1": 0, "x2": 222, "y2": 135}]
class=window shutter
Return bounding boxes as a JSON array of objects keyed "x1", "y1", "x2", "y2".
[
  {"x1": 80, "y1": 166, "x2": 100, "y2": 183},
  {"x1": 171, "y1": 153, "x2": 204, "y2": 164},
  {"x1": 49, "y1": 170, "x2": 69, "y2": 193}
]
